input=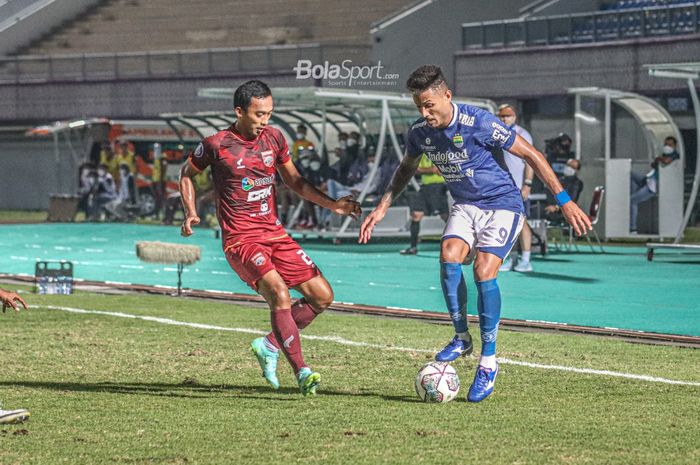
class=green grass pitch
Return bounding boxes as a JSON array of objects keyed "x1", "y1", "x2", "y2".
[{"x1": 1, "y1": 288, "x2": 698, "y2": 465}]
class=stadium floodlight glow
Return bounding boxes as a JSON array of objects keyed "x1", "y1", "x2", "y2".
[{"x1": 68, "y1": 120, "x2": 86, "y2": 128}]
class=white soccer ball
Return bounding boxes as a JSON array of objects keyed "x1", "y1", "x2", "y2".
[{"x1": 414, "y1": 361, "x2": 460, "y2": 403}]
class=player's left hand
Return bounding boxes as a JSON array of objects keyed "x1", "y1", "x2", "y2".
[
  {"x1": 521, "y1": 185, "x2": 531, "y2": 200},
  {"x1": 561, "y1": 202, "x2": 592, "y2": 236},
  {"x1": 0, "y1": 289, "x2": 28, "y2": 314},
  {"x1": 333, "y1": 195, "x2": 362, "y2": 220}
]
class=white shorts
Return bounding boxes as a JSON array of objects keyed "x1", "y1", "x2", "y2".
[{"x1": 442, "y1": 204, "x2": 524, "y2": 263}]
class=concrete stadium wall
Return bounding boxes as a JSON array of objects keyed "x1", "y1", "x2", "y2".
[
  {"x1": 0, "y1": 0, "x2": 103, "y2": 56},
  {"x1": 453, "y1": 35, "x2": 700, "y2": 99},
  {"x1": 370, "y1": 0, "x2": 533, "y2": 91},
  {"x1": 0, "y1": 73, "x2": 301, "y2": 123}
]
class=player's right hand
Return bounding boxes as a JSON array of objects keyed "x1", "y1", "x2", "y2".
[
  {"x1": 181, "y1": 215, "x2": 200, "y2": 237},
  {"x1": 333, "y1": 195, "x2": 362, "y2": 220},
  {"x1": 0, "y1": 289, "x2": 28, "y2": 314},
  {"x1": 359, "y1": 206, "x2": 387, "y2": 244}
]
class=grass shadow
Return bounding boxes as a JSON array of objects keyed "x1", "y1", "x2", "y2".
[
  {"x1": 518, "y1": 272, "x2": 599, "y2": 283},
  {"x1": 0, "y1": 380, "x2": 418, "y2": 403}
]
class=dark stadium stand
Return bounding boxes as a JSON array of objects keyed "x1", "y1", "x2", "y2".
[{"x1": 15, "y1": 0, "x2": 413, "y2": 55}]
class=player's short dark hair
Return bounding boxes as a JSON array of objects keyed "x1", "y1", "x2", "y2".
[
  {"x1": 233, "y1": 80, "x2": 272, "y2": 111},
  {"x1": 406, "y1": 65, "x2": 448, "y2": 94}
]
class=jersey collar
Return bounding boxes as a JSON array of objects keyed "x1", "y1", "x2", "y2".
[{"x1": 446, "y1": 103, "x2": 459, "y2": 129}]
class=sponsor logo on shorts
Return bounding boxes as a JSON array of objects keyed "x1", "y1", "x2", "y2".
[
  {"x1": 452, "y1": 134, "x2": 464, "y2": 148},
  {"x1": 252, "y1": 252, "x2": 266, "y2": 266}
]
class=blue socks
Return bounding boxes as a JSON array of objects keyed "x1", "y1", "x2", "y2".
[
  {"x1": 476, "y1": 278, "x2": 501, "y2": 356},
  {"x1": 440, "y1": 262, "x2": 468, "y2": 334}
]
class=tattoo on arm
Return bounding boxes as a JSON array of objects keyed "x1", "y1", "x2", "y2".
[{"x1": 384, "y1": 156, "x2": 421, "y2": 205}]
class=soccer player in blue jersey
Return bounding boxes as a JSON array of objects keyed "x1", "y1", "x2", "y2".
[{"x1": 359, "y1": 65, "x2": 591, "y2": 402}]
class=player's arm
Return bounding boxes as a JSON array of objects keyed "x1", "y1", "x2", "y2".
[
  {"x1": 359, "y1": 152, "x2": 421, "y2": 244},
  {"x1": 521, "y1": 162, "x2": 534, "y2": 200},
  {"x1": 508, "y1": 135, "x2": 591, "y2": 236},
  {"x1": 179, "y1": 160, "x2": 201, "y2": 237},
  {"x1": 277, "y1": 160, "x2": 361, "y2": 219}
]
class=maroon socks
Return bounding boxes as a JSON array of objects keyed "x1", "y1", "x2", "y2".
[{"x1": 270, "y1": 308, "x2": 305, "y2": 374}]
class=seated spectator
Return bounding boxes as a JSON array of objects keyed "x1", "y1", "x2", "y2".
[
  {"x1": 105, "y1": 163, "x2": 138, "y2": 221},
  {"x1": 294, "y1": 146, "x2": 328, "y2": 229},
  {"x1": 330, "y1": 131, "x2": 360, "y2": 184},
  {"x1": 629, "y1": 136, "x2": 680, "y2": 233},
  {"x1": 544, "y1": 158, "x2": 583, "y2": 224},
  {"x1": 326, "y1": 152, "x2": 380, "y2": 201},
  {"x1": 87, "y1": 164, "x2": 118, "y2": 221},
  {"x1": 77, "y1": 162, "x2": 96, "y2": 217}
]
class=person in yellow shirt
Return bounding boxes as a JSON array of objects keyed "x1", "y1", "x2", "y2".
[
  {"x1": 400, "y1": 154, "x2": 449, "y2": 255},
  {"x1": 99, "y1": 143, "x2": 120, "y2": 181},
  {"x1": 291, "y1": 124, "x2": 312, "y2": 162},
  {"x1": 115, "y1": 140, "x2": 136, "y2": 174}
]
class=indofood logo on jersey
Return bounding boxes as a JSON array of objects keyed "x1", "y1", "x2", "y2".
[
  {"x1": 241, "y1": 175, "x2": 274, "y2": 191},
  {"x1": 426, "y1": 149, "x2": 469, "y2": 164},
  {"x1": 293, "y1": 60, "x2": 399, "y2": 86}
]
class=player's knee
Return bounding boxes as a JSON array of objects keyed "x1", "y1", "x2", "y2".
[
  {"x1": 440, "y1": 240, "x2": 467, "y2": 263},
  {"x1": 411, "y1": 211, "x2": 424, "y2": 222},
  {"x1": 311, "y1": 288, "x2": 334, "y2": 312}
]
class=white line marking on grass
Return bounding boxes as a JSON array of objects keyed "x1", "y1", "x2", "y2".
[{"x1": 40, "y1": 305, "x2": 700, "y2": 387}]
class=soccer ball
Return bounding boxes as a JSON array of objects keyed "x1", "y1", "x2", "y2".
[{"x1": 414, "y1": 361, "x2": 460, "y2": 403}]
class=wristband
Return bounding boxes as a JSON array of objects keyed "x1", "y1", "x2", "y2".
[
  {"x1": 523, "y1": 179, "x2": 533, "y2": 186},
  {"x1": 555, "y1": 190, "x2": 571, "y2": 207}
]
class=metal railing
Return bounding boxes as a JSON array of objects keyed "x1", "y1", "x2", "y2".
[
  {"x1": 462, "y1": 2, "x2": 700, "y2": 49},
  {"x1": 0, "y1": 43, "x2": 370, "y2": 84}
]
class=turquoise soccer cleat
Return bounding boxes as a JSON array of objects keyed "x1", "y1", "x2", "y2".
[
  {"x1": 250, "y1": 337, "x2": 280, "y2": 390},
  {"x1": 297, "y1": 367, "x2": 321, "y2": 396}
]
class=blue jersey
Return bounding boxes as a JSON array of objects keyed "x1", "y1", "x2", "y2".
[{"x1": 406, "y1": 103, "x2": 524, "y2": 214}]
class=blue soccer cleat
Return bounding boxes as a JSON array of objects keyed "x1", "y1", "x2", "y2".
[
  {"x1": 467, "y1": 363, "x2": 499, "y2": 403},
  {"x1": 435, "y1": 334, "x2": 473, "y2": 362},
  {"x1": 297, "y1": 367, "x2": 321, "y2": 396},
  {"x1": 250, "y1": 337, "x2": 280, "y2": 390}
]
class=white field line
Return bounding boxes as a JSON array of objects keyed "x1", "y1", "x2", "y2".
[{"x1": 39, "y1": 305, "x2": 700, "y2": 387}]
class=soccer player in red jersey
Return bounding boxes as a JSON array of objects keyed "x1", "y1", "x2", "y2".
[{"x1": 179, "y1": 80, "x2": 361, "y2": 396}]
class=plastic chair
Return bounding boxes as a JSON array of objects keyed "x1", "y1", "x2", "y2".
[
  {"x1": 545, "y1": 185, "x2": 605, "y2": 253},
  {"x1": 585, "y1": 185, "x2": 605, "y2": 253}
]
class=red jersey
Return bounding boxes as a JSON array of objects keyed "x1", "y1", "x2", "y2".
[{"x1": 188, "y1": 125, "x2": 291, "y2": 251}]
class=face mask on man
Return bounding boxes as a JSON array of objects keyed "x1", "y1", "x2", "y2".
[
  {"x1": 662, "y1": 145, "x2": 675, "y2": 155},
  {"x1": 347, "y1": 138, "x2": 357, "y2": 147},
  {"x1": 309, "y1": 161, "x2": 321, "y2": 171},
  {"x1": 339, "y1": 140, "x2": 347, "y2": 149},
  {"x1": 97, "y1": 169, "x2": 107, "y2": 177},
  {"x1": 562, "y1": 165, "x2": 576, "y2": 177},
  {"x1": 296, "y1": 132, "x2": 304, "y2": 140}
]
